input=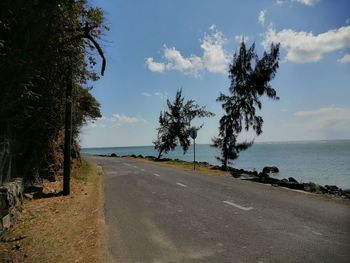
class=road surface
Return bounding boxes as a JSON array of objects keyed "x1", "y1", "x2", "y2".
[{"x1": 85, "y1": 155, "x2": 350, "y2": 263}]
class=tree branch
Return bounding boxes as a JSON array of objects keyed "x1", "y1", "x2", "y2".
[{"x1": 82, "y1": 34, "x2": 106, "y2": 76}]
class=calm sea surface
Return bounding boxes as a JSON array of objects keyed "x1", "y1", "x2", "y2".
[{"x1": 82, "y1": 140, "x2": 350, "y2": 189}]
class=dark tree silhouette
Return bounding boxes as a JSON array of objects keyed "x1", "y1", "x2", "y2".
[
  {"x1": 213, "y1": 41, "x2": 280, "y2": 170},
  {"x1": 154, "y1": 89, "x2": 214, "y2": 159}
]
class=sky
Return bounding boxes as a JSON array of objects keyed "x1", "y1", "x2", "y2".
[{"x1": 80, "y1": 0, "x2": 350, "y2": 148}]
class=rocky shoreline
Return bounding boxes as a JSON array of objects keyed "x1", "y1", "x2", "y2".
[{"x1": 98, "y1": 153, "x2": 350, "y2": 200}]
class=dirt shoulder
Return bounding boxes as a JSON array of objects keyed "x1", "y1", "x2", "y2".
[{"x1": 0, "y1": 160, "x2": 106, "y2": 263}]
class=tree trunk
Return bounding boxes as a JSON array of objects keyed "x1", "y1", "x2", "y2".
[{"x1": 157, "y1": 148, "x2": 163, "y2": 160}]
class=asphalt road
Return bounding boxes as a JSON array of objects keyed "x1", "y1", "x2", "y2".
[{"x1": 85, "y1": 155, "x2": 350, "y2": 263}]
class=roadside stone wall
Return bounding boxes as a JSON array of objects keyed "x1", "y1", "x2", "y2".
[{"x1": 0, "y1": 178, "x2": 23, "y2": 236}]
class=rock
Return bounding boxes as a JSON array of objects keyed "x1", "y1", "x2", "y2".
[
  {"x1": 2, "y1": 214, "x2": 12, "y2": 229},
  {"x1": 24, "y1": 193, "x2": 34, "y2": 200},
  {"x1": 288, "y1": 177, "x2": 298, "y2": 183},
  {"x1": 258, "y1": 172, "x2": 269, "y2": 179},
  {"x1": 262, "y1": 166, "x2": 279, "y2": 174},
  {"x1": 138, "y1": 154, "x2": 144, "y2": 158},
  {"x1": 110, "y1": 153, "x2": 117, "y2": 157},
  {"x1": 277, "y1": 182, "x2": 304, "y2": 190},
  {"x1": 325, "y1": 185, "x2": 339, "y2": 192}
]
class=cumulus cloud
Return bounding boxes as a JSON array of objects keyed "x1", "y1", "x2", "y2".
[
  {"x1": 146, "y1": 25, "x2": 230, "y2": 76},
  {"x1": 292, "y1": 0, "x2": 318, "y2": 6},
  {"x1": 338, "y1": 54, "x2": 350, "y2": 64},
  {"x1": 262, "y1": 26, "x2": 350, "y2": 63},
  {"x1": 145, "y1": 57, "x2": 166, "y2": 73},
  {"x1": 258, "y1": 10, "x2": 266, "y2": 26},
  {"x1": 275, "y1": 0, "x2": 285, "y2": 5}
]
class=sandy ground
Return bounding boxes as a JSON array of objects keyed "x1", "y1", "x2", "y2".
[{"x1": 0, "y1": 160, "x2": 107, "y2": 263}]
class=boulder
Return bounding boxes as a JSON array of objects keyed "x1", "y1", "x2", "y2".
[
  {"x1": 110, "y1": 153, "x2": 117, "y2": 157},
  {"x1": 262, "y1": 166, "x2": 279, "y2": 174},
  {"x1": 288, "y1": 177, "x2": 299, "y2": 183}
]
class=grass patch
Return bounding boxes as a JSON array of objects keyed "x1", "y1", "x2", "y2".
[
  {"x1": 0, "y1": 160, "x2": 106, "y2": 263},
  {"x1": 124, "y1": 156, "x2": 231, "y2": 177}
]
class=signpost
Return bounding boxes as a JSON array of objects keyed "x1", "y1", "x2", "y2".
[{"x1": 189, "y1": 128, "x2": 197, "y2": 170}]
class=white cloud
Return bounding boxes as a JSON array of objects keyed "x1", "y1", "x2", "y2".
[
  {"x1": 292, "y1": 0, "x2": 318, "y2": 6},
  {"x1": 293, "y1": 106, "x2": 350, "y2": 137},
  {"x1": 338, "y1": 54, "x2": 350, "y2": 64},
  {"x1": 262, "y1": 26, "x2": 350, "y2": 63},
  {"x1": 258, "y1": 10, "x2": 266, "y2": 26},
  {"x1": 294, "y1": 107, "x2": 350, "y2": 117},
  {"x1": 163, "y1": 47, "x2": 203, "y2": 76},
  {"x1": 142, "y1": 92, "x2": 152, "y2": 97},
  {"x1": 111, "y1": 114, "x2": 146, "y2": 124},
  {"x1": 154, "y1": 91, "x2": 168, "y2": 99},
  {"x1": 145, "y1": 57, "x2": 166, "y2": 73},
  {"x1": 346, "y1": 18, "x2": 350, "y2": 24},
  {"x1": 146, "y1": 25, "x2": 230, "y2": 76},
  {"x1": 275, "y1": 0, "x2": 285, "y2": 5}
]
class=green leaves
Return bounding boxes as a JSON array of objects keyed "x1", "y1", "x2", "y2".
[
  {"x1": 0, "y1": 0, "x2": 106, "y2": 182},
  {"x1": 213, "y1": 41, "x2": 280, "y2": 169},
  {"x1": 154, "y1": 89, "x2": 214, "y2": 159}
]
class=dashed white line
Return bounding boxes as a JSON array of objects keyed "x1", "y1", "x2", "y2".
[
  {"x1": 177, "y1": 182, "x2": 187, "y2": 188},
  {"x1": 133, "y1": 166, "x2": 138, "y2": 169},
  {"x1": 153, "y1": 173, "x2": 160, "y2": 177},
  {"x1": 140, "y1": 168, "x2": 145, "y2": 172},
  {"x1": 124, "y1": 163, "x2": 131, "y2": 166},
  {"x1": 223, "y1": 201, "x2": 253, "y2": 211}
]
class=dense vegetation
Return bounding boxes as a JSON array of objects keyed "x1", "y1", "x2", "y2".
[
  {"x1": 213, "y1": 42, "x2": 280, "y2": 170},
  {"x1": 0, "y1": 0, "x2": 106, "y2": 184}
]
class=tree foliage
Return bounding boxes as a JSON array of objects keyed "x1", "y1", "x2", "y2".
[
  {"x1": 0, "y1": 0, "x2": 106, "y2": 183},
  {"x1": 154, "y1": 89, "x2": 214, "y2": 159},
  {"x1": 213, "y1": 42, "x2": 280, "y2": 170}
]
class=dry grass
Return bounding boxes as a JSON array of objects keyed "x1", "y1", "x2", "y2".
[
  {"x1": 123, "y1": 156, "x2": 231, "y2": 177},
  {"x1": 0, "y1": 160, "x2": 106, "y2": 263}
]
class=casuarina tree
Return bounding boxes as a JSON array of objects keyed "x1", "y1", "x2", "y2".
[
  {"x1": 154, "y1": 89, "x2": 214, "y2": 159},
  {"x1": 213, "y1": 41, "x2": 280, "y2": 170}
]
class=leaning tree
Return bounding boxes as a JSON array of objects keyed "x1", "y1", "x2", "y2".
[
  {"x1": 154, "y1": 89, "x2": 214, "y2": 159},
  {"x1": 213, "y1": 42, "x2": 280, "y2": 170}
]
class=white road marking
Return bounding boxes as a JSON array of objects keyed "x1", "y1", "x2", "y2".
[
  {"x1": 153, "y1": 173, "x2": 160, "y2": 177},
  {"x1": 177, "y1": 183, "x2": 187, "y2": 188},
  {"x1": 140, "y1": 168, "x2": 145, "y2": 172},
  {"x1": 223, "y1": 201, "x2": 253, "y2": 211},
  {"x1": 312, "y1": 231, "x2": 323, "y2": 236},
  {"x1": 124, "y1": 163, "x2": 131, "y2": 166},
  {"x1": 133, "y1": 166, "x2": 138, "y2": 169}
]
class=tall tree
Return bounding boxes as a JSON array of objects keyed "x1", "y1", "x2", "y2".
[
  {"x1": 213, "y1": 41, "x2": 280, "y2": 170},
  {"x1": 154, "y1": 89, "x2": 214, "y2": 159},
  {"x1": 0, "y1": 0, "x2": 107, "y2": 184}
]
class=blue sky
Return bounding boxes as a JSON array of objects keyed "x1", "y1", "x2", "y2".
[{"x1": 80, "y1": 0, "x2": 350, "y2": 147}]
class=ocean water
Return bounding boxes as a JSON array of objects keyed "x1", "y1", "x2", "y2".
[{"x1": 82, "y1": 140, "x2": 350, "y2": 189}]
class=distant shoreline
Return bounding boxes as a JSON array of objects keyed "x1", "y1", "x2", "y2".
[{"x1": 82, "y1": 138, "x2": 350, "y2": 149}]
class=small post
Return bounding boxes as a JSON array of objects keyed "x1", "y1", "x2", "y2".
[
  {"x1": 189, "y1": 127, "x2": 197, "y2": 171},
  {"x1": 193, "y1": 137, "x2": 196, "y2": 170}
]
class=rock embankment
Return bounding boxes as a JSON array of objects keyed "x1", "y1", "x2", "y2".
[{"x1": 234, "y1": 167, "x2": 350, "y2": 199}]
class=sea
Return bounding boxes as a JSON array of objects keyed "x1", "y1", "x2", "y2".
[{"x1": 82, "y1": 140, "x2": 350, "y2": 189}]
